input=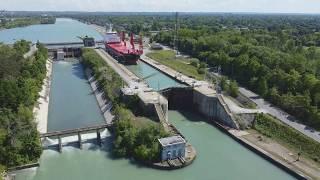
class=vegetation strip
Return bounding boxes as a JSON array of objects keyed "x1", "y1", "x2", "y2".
[
  {"x1": 82, "y1": 48, "x2": 169, "y2": 163},
  {"x1": 0, "y1": 41, "x2": 48, "y2": 175},
  {"x1": 254, "y1": 113, "x2": 320, "y2": 164}
]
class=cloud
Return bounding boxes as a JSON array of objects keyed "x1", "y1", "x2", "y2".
[{"x1": 1, "y1": 0, "x2": 320, "y2": 13}]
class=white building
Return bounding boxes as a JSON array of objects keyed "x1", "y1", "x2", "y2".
[{"x1": 158, "y1": 135, "x2": 186, "y2": 161}]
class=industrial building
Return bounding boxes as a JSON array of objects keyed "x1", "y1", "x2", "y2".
[{"x1": 158, "y1": 135, "x2": 186, "y2": 161}]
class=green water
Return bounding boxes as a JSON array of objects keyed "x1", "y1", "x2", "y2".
[
  {"x1": 8, "y1": 18, "x2": 295, "y2": 180},
  {"x1": 47, "y1": 59, "x2": 104, "y2": 131},
  {"x1": 126, "y1": 60, "x2": 186, "y2": 90},
  {"x1": 16, "y1": 111, "x2": 294, "y2": 180}
]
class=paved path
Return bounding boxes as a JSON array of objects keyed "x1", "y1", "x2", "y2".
[
  {"x1": 239, "y1": 87, "x2": 320, "y2": 143},
  {"x1": 23, "y1": 44, "x2": 37, "y2": 58}
]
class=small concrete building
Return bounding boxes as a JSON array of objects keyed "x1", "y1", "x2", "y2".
[
  {"x1": 83, "y1": 36, "x2": 95, "y2": 47},
  {"x1": 158, "y1": 135, "x2": 186, "y2": 161}
]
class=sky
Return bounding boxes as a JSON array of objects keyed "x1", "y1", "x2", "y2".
[{"x1": 1, "y1": 0, "x2": 320, "y2": 14}]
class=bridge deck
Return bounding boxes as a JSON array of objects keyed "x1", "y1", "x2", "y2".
[{"x1": 40, "y1": 123, "x2": 113, "y2": 138}]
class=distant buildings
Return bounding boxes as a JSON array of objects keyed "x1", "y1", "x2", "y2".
[{"x1": 158, "y1": 135, "x2": 186, "y2": 161}]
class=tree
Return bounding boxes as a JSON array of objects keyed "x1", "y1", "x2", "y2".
[
  {"x1": 257, "y1": 77, "x2": 268, "y2": 97},
  {"x1": 228, "y1": 80, "x2": 239, "y2": 98}
]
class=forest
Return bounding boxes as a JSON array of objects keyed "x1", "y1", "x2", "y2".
[
  {"x1": 154, "y1": 26, "x2": 320, "y2": 130},
  {"x1": 0, "y1": 41, "x2": 47, "y2": 171},
  {"x1": 73, "y1": 13, "x2": 320, "y2": 130}
]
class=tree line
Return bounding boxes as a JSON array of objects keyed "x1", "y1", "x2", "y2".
[
  {"x1": 0, "y1": 41, "x2": 47, "y2": 170},
  {"x1": 153, "y1": 21, "x2": 320, "y2": 130}
]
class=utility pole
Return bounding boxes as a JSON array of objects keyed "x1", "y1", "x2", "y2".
[
  {"x1": 216, "y1": 66, "x2": 222, "y2": 94},
  {"x1": 173, "y1": 12, "x2": 179, "y2": 58}
]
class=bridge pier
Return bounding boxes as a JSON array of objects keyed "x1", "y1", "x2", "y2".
[
  {"x1": 96, "y1": 130, "x2": 101, "y2": 147},
  {"x1": 78, "y1": 132, "x2": 82, "y2": 149},
  {"x1": 58, "y1": 136, "x2": 62, "y2": 153}
]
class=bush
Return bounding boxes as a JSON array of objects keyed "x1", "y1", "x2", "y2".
[
  {"x1": 228, "y1": 80, "x2": 239, "y2": 97},
  {"x1": 190, "y1": 60, "x2": 198, "y2": 67},
  {"x1": 197, "y1": 68, "x2": 205, "y2": 74}
]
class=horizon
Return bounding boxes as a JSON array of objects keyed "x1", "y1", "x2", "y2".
[
  {"x1": 4, "y1": 11, "x2": 320, "y2": 16},
  {"x1": 1, "y1": 0, "x2": 320, "y2": 14}
]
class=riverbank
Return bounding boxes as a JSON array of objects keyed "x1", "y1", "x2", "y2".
[
  {"x1": 85, "y1": 68, "x2": 114, "y2": 124},
  {"x1": 33, "y1": 58, "x2": 53, "y2": 134},
  {"x1": 206, "y1": 121, "x2": 309, "y2": 180},
  {"x1": 242, "y1": 130, "x2": 320, "y2": 179}
]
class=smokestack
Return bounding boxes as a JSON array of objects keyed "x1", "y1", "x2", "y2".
[
  {"x1": 130, "y1": 33, "x2": 135, "y2": 50},
  {"x1": 122, "y1": 31, "x2": 125, "y2": 42},
  {"x1": 139, "y1": 35, "x2": 143, "y2": 54}
]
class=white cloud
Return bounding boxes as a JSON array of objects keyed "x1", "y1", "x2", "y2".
[{"x1": 1, "y1": 0, "x2": 320, "y2": 13}]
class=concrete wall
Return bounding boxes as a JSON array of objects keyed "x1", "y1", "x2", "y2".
[
  {"x1": 215, "y1": 96, "x2": 239, "y2": 129},
  {"x1": 161, "y1": 87, "x2": 193, "y2": 110},
  {"x1": 161, "y1": 87, "x2": 240, "y2": 129},
  {"x1": 193, "y1": 90, "x2": 217, "y2": 119}
]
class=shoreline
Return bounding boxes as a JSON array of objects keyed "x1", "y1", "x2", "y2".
[
  {"x1": 85, "y1": 68, "x2": 114, "y2": 124},
  {"x1": 33, "y1": 58, "x2": 53, "y2": 134}
]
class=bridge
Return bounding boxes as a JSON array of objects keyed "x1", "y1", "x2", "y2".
[
  {"x1": 43, "y1": 40, "x2": 104, "y2": 48},
  {"x1": 41, "y1": 123, "x2": 113, "y2": 152}
]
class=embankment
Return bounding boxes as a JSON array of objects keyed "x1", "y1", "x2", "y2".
[{"x1": 34, "y1": 58, "x2": 53, "y2": 134}]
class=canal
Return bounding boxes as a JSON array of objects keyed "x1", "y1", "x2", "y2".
[{"x1": 0, "y1": 18, "x2": 295, "y2": 180}]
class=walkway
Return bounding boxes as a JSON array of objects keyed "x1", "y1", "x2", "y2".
[
  {"x1": 23, "y1": 44, "x2": 37, "y2": 58},
  {"x1": 239, "y1": 87, "x2": 320, "y2": 143}
]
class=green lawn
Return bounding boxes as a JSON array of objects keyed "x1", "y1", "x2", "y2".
[{"x1": 146, "y1": 50, "x2": 204, "y2": 80}]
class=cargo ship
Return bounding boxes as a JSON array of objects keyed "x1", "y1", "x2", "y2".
[{"x1": 104, "y1": 25, "x2": 143, "y2": 64}]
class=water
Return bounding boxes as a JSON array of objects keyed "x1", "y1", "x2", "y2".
[
  {"x1": 126, "y1": 60, "x2": 186, "y2": 90},
  {"x1": 15, "y1": 111, "x2": 294, "y2": 180},
  {"x1": 0, "y1": 18, "x2": 102, "y2": 44},
  {"x1": 47, "y1": 59, "x2": 104, "y2": 131},
  {"x1": 6, "y1": 19, "x2": 295, "y2": 180}
]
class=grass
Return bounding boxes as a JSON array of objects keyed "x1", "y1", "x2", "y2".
[
  {"x1": 254, "y1": 113, "x2": 320, "y2": 164},
  {"x1": 146, "y1": 50, "x2": 204, "y2": 80}
]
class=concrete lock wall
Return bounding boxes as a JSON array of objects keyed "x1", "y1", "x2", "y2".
[
  {"x1": 192, "y1": 90, "x2": 217, "y2": 119},
  {"x1": 215, "y1": 96, "x2": 239, "y2": 129},
  {"x1": 161, "y1": 87, "x2": 239, "y2": 129},
  {"x1": 161, "y1": 87, "x2": 193, "y2": 110}
]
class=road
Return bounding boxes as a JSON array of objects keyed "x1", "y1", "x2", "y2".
[{"x1": 239, "y1": 87, "x2": 320, "y2": 143}]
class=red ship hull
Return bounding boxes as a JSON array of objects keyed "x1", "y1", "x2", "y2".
[
  {"x1": 104, "y1": 31, "x2": 143, "y2": 64},
  {"x1": 105, "y1": 42, "x2": 140, "y2": 64}
]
